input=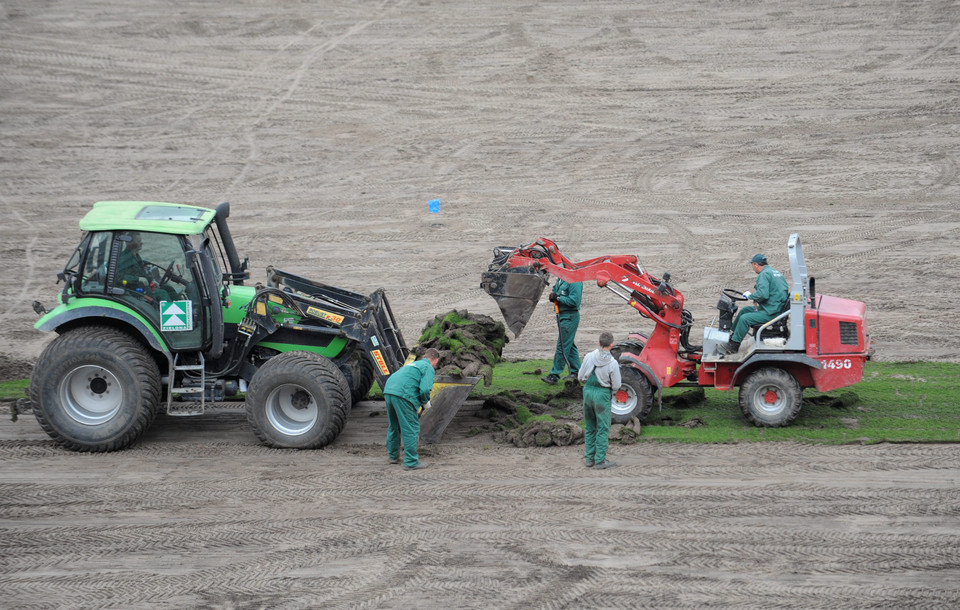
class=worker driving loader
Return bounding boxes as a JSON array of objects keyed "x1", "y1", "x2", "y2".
[{"x1": 722, "y1": 253, "x2": 789, "y2": 354}]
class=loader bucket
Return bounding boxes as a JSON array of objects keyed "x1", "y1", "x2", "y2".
[
  {"x1": 419, "y1": 375, "x2": 482, "y2": 444},
  {"x1": 480, "y1": 269, "x2": 547, "y2": 336}
]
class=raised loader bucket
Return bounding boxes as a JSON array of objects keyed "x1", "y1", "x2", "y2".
[
  {"x1": 419, "y1": 375, "x2": 482, "y2": 444},
  {"x1": 480, "y1": 268, "x2": 547, "y2": 337}
]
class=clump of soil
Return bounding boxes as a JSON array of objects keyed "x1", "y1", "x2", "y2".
[
  {"x1": 505, "y1": 419, "x2": 584, "y2": 448},
  {"x1": 0, "y1": 355, "x2": 33, "y2": 383},
  {"x1": 806, "y1": 391, "x2": 859, "y2": 409},
  {"x1": 609, "y1": 417, "x2": 643, "y2": 444},
  {"x1": 415, "y1": 310, "x2": 508, "y2": 385}
]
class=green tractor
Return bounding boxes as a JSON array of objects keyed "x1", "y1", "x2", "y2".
[{"x1": 28, "y1": 201, "x2": 410, "y2": 452}]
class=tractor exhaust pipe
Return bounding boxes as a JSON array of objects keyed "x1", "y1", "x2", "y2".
[{"x1": 214, "y1": 202, "x2": 249, "y2": 285}]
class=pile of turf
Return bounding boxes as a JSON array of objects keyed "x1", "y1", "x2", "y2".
[{"x1": 415, "y1": 310, "x2": 508, "y2": 385}]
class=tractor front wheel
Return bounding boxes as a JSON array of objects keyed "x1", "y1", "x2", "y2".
[
  {"x1": 246, "y1": 351, "x2": 350, "y2": 449},
  {"x1": 611, "y1": 366, "x2": 654, "y2": 424},
  {"x1": 29, "y1": 326, "x2": 161, "y2": 452},
  {"x1": 739, "y1": 367, "x2": 802, "y2": 427}
]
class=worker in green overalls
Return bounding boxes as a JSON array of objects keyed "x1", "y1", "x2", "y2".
[
  {"x1": 577, "y1": 332, "x2": 622, "y2": 469},
  {"x1": 541, "y1": 278, "x2": 582, "y2": 385},
  {"x1": 384, "y1": 348, "x2": 440, "y2": 470},
  {"x1": 724, "y1": 253, "x2": 789, "y2": 353}
]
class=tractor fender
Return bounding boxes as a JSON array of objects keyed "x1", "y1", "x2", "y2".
[
  {"x1": 36, "y1": 304, "x2": 169, "y2": 354},
  {"x1": 618, "y1": 353, "x2": 663, "y2": 408},
  {"x1": 730, "y1": 353, "x2": 821, "y2": 388}
]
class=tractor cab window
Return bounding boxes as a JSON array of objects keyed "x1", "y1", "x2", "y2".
[
  {"x1": 78, "y1": 232, "x2": 113, "y2": 295},
  {"x1": 110, "y1": 231, "x2": 203, "y2": 350}
]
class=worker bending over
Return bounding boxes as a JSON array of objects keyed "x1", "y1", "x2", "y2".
[{"x1": 384, "y1": 348, "x2": 440, "y2": 470}]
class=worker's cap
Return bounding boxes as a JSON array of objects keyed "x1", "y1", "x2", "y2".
[{"x1": 750, "y1": 254, "x2": 767, "y2": 265}]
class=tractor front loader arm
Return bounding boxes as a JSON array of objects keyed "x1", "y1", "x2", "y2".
[{"x1": 265, "y1": 268, "x2": 409, "y2": 387}]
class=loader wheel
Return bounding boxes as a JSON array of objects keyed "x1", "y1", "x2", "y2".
[
  {"x1": 338, "y1": 353, "x2": 376, "y2": 406},
  {"x1": 29, "y1": 326, "x2": 161, "y2": 452},
  {"x1": 739, "y1": 367, "x2": 802, "y2": 427},
  {"x1": 611, "y1": 366, "x2": 654, "y2": 425},
  {"x1": 246, "y1": 351, "x2": 350, "y2": 449}
]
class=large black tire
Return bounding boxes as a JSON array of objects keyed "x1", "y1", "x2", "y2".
[
  {"x1": 29, "y1": 326, "x2": 161, "y2": 452},
  {"x1": 611, "y1": 366, "x2": 654, "y2": 424},
  {"x1": 246, "y1": 351, "x2": 350, "y2": 449},
  {"x1": 338, "y1": 352, "x2": 376, "y2": 406},
  {"x1": 739, "y1": 367, "x2": 803, "y2": 427}
]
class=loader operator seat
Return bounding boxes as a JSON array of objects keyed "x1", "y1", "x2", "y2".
[{"x1": 750, "y1": 298, "x2": 791, "y2": 341}]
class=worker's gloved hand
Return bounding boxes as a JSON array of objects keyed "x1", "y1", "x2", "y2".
[
  {"x1": 424, "y1": 400, "x2": 433, "y2": 411},
  {"x1": 548, "y1": 292, "x2": 557, "y2": 302},
  {"x1": 742, "y1": 292, "x2": 751, "y2": 299}
]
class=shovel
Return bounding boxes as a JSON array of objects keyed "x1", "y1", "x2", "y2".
[{"x1": 418, "y1": 374, "x2": 482, "y2": 443}]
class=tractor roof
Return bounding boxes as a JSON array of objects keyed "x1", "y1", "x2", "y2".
[{"x1": 79, "y1": 201, "x2": 217, "y2": 235}]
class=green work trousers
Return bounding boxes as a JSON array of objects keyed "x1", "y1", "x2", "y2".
[
  {"x1": 583, "y1": 375, "x2": 612, "y2": 464},
  {"x1": 731, "y1": 308, "x2": 775, "y2": 342},
  {"x1": 548, "y1": 312, "x2": 581, "y2": 377},
  {"x1": 386, "y1": 394, "x2": 420, "y2": 467}
]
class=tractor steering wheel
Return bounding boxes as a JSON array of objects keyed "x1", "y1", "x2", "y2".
[
  {"x1": 158, "y1": 260, "x2": 187, "y2": 287},
  {"x1": 723, "y1": 288, "x2": 749, "y2": 302}
]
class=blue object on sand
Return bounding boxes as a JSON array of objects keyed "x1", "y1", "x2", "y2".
[{"x1": 428, "y1": 198, "x2": 440, "y2": 213}]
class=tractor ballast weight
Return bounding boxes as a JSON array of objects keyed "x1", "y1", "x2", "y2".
[{"x1": 27, "y1": 201, "x2": 412, "y2": 452}]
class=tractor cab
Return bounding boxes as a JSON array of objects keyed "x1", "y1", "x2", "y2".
[{"x1": 49, "y1": 201, "x2": 240, "y2": 356}]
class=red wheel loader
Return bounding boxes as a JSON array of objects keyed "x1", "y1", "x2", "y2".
[{"x1": 481, "y1": 234, "x2": 871, "y2": 427}]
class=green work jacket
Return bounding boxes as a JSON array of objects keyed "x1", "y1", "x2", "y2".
[
  {"x1": 552, "y1": 279, "x2": 582, "y2": 314},
  {"x1": 383, "y1": 359, "x2": 435, "y2": 405},
  {"x1": 747, "y1": 265, "x2": 789, "y2": 316}
]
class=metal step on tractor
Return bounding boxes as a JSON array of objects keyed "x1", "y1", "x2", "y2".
[
  {"x1": 27, "y1": 201, "x2": 412, "y2": 452},
  {"x1": 481, "y1": 234, "x2": 872, "y2": 427}
]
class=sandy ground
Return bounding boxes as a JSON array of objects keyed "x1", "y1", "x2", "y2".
[{"x1": 2, "y1": 0, "x2": 960, "y2": 607}]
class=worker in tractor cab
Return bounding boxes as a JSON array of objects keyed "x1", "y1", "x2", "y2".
[
  {"x1": 541, "y1": 278, "x2": 582, "y2": 385},
  {"x1": 724, "y1": 253, "x2": 789, "y2": 353},
  {"x1": 384, "y1": 348, "x2": 440, "y2": 470},
  {"x1": 117, "y1": 231, "x2": 178, "y2": 301}
]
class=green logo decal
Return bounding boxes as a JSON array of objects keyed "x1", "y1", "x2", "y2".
[{"x1": 160, "y1": 300, "x2": 193, "y2": 332}]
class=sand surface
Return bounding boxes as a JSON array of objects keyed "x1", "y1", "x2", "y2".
[{"x1": 2, "y1": 1, "x2": 959, "y2": 607}]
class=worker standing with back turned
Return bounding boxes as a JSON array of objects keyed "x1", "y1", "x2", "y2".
[
  {"x1": 578, "y1": 332, "x2": 621, "y2": 469},
  {"x1": 384, "y1": 348, "x2": 440, "y2": 470},
  {"x1": 541, "y1": 278, "x2": 582, "y2": 385}
]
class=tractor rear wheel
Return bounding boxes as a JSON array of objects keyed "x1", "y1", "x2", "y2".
[
  {"x1": 246, "y1": 351, "x2": 350, "y2": 449},
  {"x1": 739, "y1": 367, "x2": 802, "y2": 427},
  {"x1": 611, "y1": 366, "x2": 653, "y2": 424},
  {"x1": 29, "y1": 326, "x2": 161, "y2": 452}
]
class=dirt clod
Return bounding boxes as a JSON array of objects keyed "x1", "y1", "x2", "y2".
[{"x1": 416, "y1": 310, "x2": 508, "y2": 385}]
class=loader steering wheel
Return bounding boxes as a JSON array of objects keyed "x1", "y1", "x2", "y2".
[
  {"x1": 158, "y1": 260, "x2": 187, "y2": 287},
  {"x1": 723, "y1": 288, "x2": 749, "y2": 302}
]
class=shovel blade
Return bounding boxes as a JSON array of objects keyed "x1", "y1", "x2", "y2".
[
  {"x1": 419, "y1": 375, "x2": 482, "y2": 444},
  {"x1": 480, "y1": 269, "x2": 547, "y2": 336}
]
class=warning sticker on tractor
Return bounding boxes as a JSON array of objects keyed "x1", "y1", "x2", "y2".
[
  {"x1": 371, "y1": 349, "x2": 390, "y2": 376},
  {"x1": 306, "y1": 306, "x2": 345, "y2": 325},
  {"x1": 160, "y1": 300, "x2": 193, "y2": 332}
]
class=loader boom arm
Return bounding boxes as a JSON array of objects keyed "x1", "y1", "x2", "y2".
[
  {"x1": 482, "y1": 238, "x2": 700, "y2": 388},
  {"x1": 492, "y1": 238, "x2": 686, "y2": 328}
]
